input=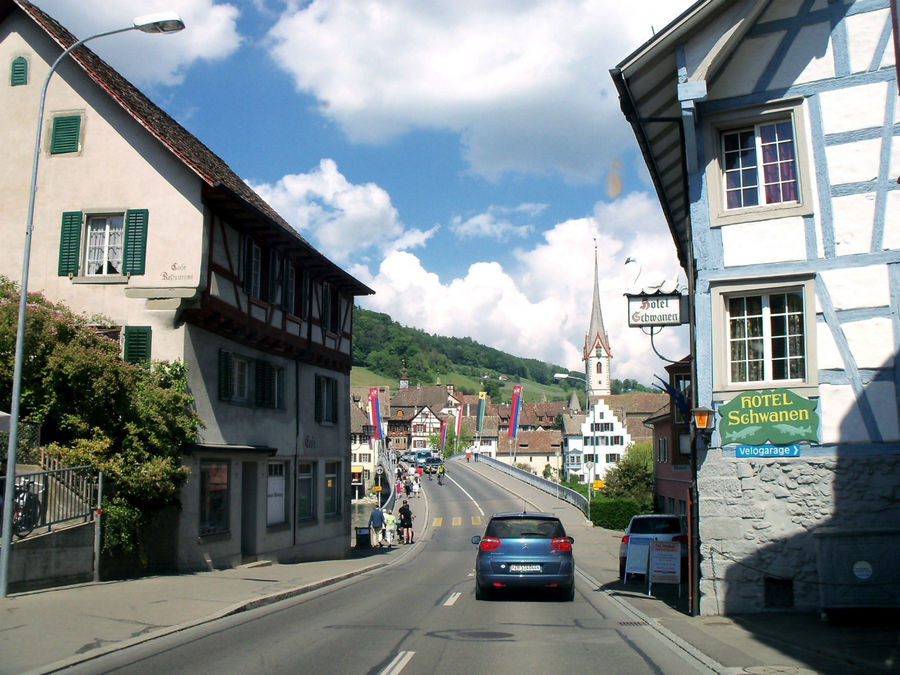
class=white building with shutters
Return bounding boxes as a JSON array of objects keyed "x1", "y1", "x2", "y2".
[{"x1": 0, "y1": 1, "x2": 373, "y2": 570}]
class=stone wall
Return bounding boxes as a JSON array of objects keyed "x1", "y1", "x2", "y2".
[{"x1": 697, "y1": 449, "x2": 900, "y2": 615}]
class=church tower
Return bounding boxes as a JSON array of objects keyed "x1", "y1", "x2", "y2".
[{"x1": 583, "y1": 244, "x2": 612, "y2": 401}]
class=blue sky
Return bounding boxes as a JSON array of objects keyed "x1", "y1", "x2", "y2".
[{"x1": 45, "y1": 0, "x2": 694, "y2": 385}]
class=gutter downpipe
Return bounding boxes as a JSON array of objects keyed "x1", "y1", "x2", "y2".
[{"x1": 609, "y1": 64, "x2": 702, "y2": 615}]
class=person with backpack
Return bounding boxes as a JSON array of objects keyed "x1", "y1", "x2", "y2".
[{"x1": 398, "y1": 500, "x2": 414, "y2": 544}]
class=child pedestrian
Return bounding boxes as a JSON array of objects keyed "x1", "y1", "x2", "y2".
[{"x1": 383, "y1": 508, "x2": 397, "y2": 548}]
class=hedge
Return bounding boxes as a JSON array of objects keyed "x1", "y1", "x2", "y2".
[{"x1": 589, "y1": 495, "x2": 643, "y2": 531}]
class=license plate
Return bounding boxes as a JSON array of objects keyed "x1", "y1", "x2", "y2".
[{"x1": 510, "y1": 564, "x2": 541, "y2": 572}]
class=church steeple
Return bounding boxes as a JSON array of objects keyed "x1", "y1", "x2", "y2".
[{"x1": 583, "y1": 242, "x2": 612, "y2": 399}]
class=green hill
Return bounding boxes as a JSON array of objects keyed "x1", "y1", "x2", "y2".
[{"x1": 351, "y1": 307, "x2": 654, "y2": 404}]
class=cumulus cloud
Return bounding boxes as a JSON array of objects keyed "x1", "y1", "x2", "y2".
[
  {"x1": 248, "y1": 159, "x2": 436, "y2": 263},
  {"x1": 356, "y1": 192, "x2": 688, "y2": 384},
  {"x1": 265, "y1": 0, "x2": 694, "y2": 181},
  {"x1": 450, "y1": 204, "x2": 542, "y2": 240},
  {"x1": 40, "y1": 0, "x2": 242, "y2": 87}
]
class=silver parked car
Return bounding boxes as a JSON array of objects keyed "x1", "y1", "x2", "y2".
[{"x1": 619, "y1": 514, "x2": 687, "y2": 579}]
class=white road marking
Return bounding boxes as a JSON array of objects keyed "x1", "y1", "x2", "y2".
[
  {"x1": 446, "y1": 474, "x2": 484, "y2": 516},
  {"x1": 443, "y1": 592, "x2": 462, "y2": 606},
  {"x1": 380, "y1": 651, "x2": 415, "y2": 675}
]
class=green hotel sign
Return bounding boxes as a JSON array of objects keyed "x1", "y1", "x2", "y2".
[{"x1": 719, "y1": 389, "x2": 819, "y2": 446}]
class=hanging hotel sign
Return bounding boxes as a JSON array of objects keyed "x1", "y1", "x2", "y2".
[
  {"x1": 625, "y1": 293, "x2": 687, "y2": 327},
  {"x1": 719, "y1": 389, "x2": 819, "y2": 446}
]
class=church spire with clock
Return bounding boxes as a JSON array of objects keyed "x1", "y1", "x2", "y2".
[{"x1": 583, "y1": 244, "x2": 612, "y2": 400}]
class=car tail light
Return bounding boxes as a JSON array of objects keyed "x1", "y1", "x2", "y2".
[
  {"x1": 479, "y1": 537, "x2": 501, "y2": 551},
  {"x1": 550, "y1": 537, "x2": 572, "y2": 552},
  {"x1": 621, "y1": 534, "x2": 629, "y2": 545},
  {"x1": 673, "y1": 535, "x2": 688, "y2": 543}
]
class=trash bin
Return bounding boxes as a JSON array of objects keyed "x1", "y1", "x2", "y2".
[{"x1": 355, "y1": 526, "x2": 371, "y2": 549}]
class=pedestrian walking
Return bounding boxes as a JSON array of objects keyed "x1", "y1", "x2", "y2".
[
  {"x1": 368, "y1": 505, "x2": 386, "y2": 547},
  {"x1": 398, "y1": 500, "x2": 414, "y2": 544},
  {"x1": 404, "y1": 478, "x2": 412, "y2": 498},
  {"x1": 383, "y1": 509, "x2": 397, "y2": 548},
  {"x1": 412, "y1": 479, "x2": 420, "y2": 498},
  {"x1": 395, "y1": 479, "x2": 403, "y2": 500}
]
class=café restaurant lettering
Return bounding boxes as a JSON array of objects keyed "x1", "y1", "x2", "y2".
[{"x1": 719, "y1": 389, "x2": 819, "y2": 446}]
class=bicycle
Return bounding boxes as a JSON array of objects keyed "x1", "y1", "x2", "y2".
[{"x1": 11, "y1": 480, "x2": 42, "y2": 538}]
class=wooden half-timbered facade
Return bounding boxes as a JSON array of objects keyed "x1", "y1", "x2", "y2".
[{"x1": 0, "y1": 0, "x2": 373, "y2": 570}]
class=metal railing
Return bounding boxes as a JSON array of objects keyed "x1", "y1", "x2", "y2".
[
  {"x1": 1, "y1": 465, "x2": 97, "y2": 539},
  {"x1": 473, "y1": 455, "x2": 590, "y2": 518}
]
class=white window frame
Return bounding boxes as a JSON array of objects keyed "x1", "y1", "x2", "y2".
[
  {"x1": 704, "y1": 99, "x2": 813, "y2": 227},
  {"x1": 85, "y1": 214, "x2": 124, "y2": 276},
  {"x1": 231, "y1": 355, "x2": 250, "y2": 403},
  {"x1": 711, "y1": 276, "x2": 818, "y2": 398}
]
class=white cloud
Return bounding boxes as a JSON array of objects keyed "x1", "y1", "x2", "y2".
[
  {"x1": 265, "y1": 0, "x2": 694, "y2": 181},
  {"x1": 38, "y1": 0, "x2": 242, "y2": 87},
  {"x1": 449, "y1": 204, "x2": 539, "y2": 240},
  {"x1": 248, "y1": 159, "x2": 436, "y2": 263},
  {"x1": 356, "y1": 191, "x2": 688, "y2": 385}
]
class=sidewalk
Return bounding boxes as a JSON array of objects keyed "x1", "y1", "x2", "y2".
[
  {"x1": 0, "y1": 494, "x2": 429, "y2": 675},
  {"x1": 1, "y1": 459, "x2": 897, "y2": 674}
]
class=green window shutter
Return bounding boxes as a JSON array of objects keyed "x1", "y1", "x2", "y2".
[
  {"x1": 122, "y1": 209, "x2": 148, "y2": 275},
  {"x1": 330, "y1": 377, "x2": 338, "y2": 423},
  {"x1": 281, "y1": 259, "x2": 293, "y2": 312},
  {"x1": 242, "y1": 235, "x2": 253, "y2": 294},
  {"x1": 50, "y1": 115, "x2": 80, "y2": 154},
  {"x1": 10, "y1": 57, "x2": 27, "y2": 86},
  {"x1": 300, "y1": 268, "x2": 310, "y2": 319},
  {"x1": 255, "y1": 360, "x2": 267, "y2": 407},
  {"x1": 58, "y1": 211, "x2": 82, "y2": 276},
  {"x1": 268, "y1": 250, "x2": 279, "y2": 304},
  {"x1": 123, "y1": 326, "x2": 152, "y2": 364},
  {"x1": 218, "y1": 350, "x2": 233, "y2": 401},
  {"x1": 314, "y1": 375, "x2": 323, "y2": 423}
]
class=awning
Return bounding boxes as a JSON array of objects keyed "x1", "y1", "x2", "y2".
[{"x1": 351, "y1": 465, "x2": 364, "y2": 472}]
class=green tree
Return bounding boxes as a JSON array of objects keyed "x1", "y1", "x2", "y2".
[
  {"x1": 428, "y1": 423, "x2": 473, "y2": 458},
  {"x1": 0, "y1": 277, "x2": 202, "y2": 559},
  {"x1": 600, "y1": 442, "x2": 654, "y2": 511}
]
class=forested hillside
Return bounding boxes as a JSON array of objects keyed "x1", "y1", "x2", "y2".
[{"x1": 352, "y1": 307, "x2": 654, "y2": 399}]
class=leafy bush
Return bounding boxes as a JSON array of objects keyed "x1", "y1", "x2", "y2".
[{"x1": 589, "y1": 495, "x2": 643, "y2": 531}]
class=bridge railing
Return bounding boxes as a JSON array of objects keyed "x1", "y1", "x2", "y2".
[{"x1": 466, "y1": 454, "x2": 589, "y2": 518}]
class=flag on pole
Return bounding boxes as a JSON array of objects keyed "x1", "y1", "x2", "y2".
[
  {"x1": 368, "y1": 387, "x2": 383, "y2": 441},
  {"x1": 476, "y1": 392, "x2": 486, "y2": 433},
  {"x1": 439, "y1": 420, "x2": 447, "y2": 452},
  {"x1": 508, "y1": 385, "x2": 522, "y2": 438},
  {"x1": 455, "y1": 404, "x2": 462, "y2": 437}
]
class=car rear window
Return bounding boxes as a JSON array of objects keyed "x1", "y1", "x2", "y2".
[
  {"x1": 486, "y1": 517, "x2": 566, "y2": 539},
  {"x1": 629, "y1": 517, "x2": 682, "y2": 534}
]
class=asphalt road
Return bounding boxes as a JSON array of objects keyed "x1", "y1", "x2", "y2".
[{"x1": 62, "y1": 466, "x2": 711, "y2": 674}]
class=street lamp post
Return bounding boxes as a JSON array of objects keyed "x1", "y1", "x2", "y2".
[
  {"x1": 554, "y1": 372, "x2": 589, "y2": 483},
  {"x1": 0, "y1": 12, "x2": 185, "y2": 599}
]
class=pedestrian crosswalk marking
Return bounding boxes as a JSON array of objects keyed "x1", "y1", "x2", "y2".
[
  {"x1": 471, "y1": 516, "x2": 481, "y2": 526},
  {"x1": 452, "y1": 516, "x2": 462, "y2": 526},
  {"x1": 432, "y1": 516, "x2": 482, "y2": 528},
  {"x1": 433, "y1": 517, "x2": 442, "y2": 527}
]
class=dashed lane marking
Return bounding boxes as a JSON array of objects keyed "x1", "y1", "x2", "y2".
[
  {"x1": 443, "y1": 592, "x2": 462, "y2": 606},
  {"x1": 380, "y1": 651, "x2": 415, "y2": 675}
]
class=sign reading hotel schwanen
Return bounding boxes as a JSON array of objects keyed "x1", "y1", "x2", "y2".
[
  {"x1": 626, "y1": 293, "x2": 686, "y2": 327},
  {"x1": 719, "y1": 389, "x2": 819, "y2": 446}
]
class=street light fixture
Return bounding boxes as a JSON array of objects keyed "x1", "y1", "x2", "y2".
[
  {"x1": 0, "y1": 11, "x2": 185, "y2": 598},
  {"x1": 691, "y1": 406, "x2": 716, "y2": 432}
]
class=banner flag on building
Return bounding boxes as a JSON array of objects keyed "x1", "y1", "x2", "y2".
[
  {"x1": 476, "y1": 392, "x2": 486, "y2": 432},
  {"x1": 455, "y1": 404, "x2": 463, "y2": 437},
  {"x1": 508, "y1": 385, "x2": 522, "y2": 439},
  {"x1": 368, "y1": 387, "x2": 383, "y2": 441},
  {"x1": 439, "y1": 420, "x2": 447, "y2": 452}
]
